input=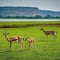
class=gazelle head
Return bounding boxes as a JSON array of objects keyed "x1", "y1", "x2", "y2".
[
  {"x1": 3, "y1": 32, "x2": 9, "y2": 36},
  {"x1": 40, "y1": 28, "x2": 44, "y2": 30},
  {"x1": 25, "y1": 36, "x2": 29, "y2": 41}
]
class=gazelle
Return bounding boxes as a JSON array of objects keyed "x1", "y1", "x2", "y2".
[
  {"x1": 3, "y1": 32, "x2": 24, "y2": 51},
  {"x1": 40, "y1": 28, "x2": 57, "y2": 39},
  {"x1": 25, "y1": 37, "x2": 35, "y2": 48}
]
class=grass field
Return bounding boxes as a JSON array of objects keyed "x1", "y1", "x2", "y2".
[{"x1": 0, "y1": 21, "x2": 60, "y2": 60}]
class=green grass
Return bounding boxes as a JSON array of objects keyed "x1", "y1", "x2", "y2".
[
  {"x1": 0, "y1": 21, "x2": 60, "y2": 28},
  {"x1": 0, "y1": 22, "x2": 60, "y2": 60}
]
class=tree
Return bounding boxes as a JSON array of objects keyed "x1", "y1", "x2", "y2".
[
  {"x1": 34, "y1": 15, "x2": 43, "y2": 19},
  {"x1": 44, "y1": 15, "x2": 53, "y2": 18}
]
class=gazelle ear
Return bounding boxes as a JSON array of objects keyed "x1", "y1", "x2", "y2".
[
  {"x1": 3, "y1": 32, "x2": 6, "y2": 35},
  {"x1": 3, "y1": 33, "x2": 5, "y2": 35},
  {"x1": 26, "y1": 36, "x2": 29, "y2": 38},
  {"x1": 7, "y1": 32, "x2": 9, "y2": 34},
  {"x1": 40, "y1": 28, "x2": 42, "y2": 30},
  {"x1": 25, "y1": 36, "x2": 29, "y2": 41},
  {"x1": 41, "y1": 27, "x2": 43, "y2": 30}
]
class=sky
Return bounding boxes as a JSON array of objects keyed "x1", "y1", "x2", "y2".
[{"x1": 0, "y1": 0, "x2": 60, "y2": 11}]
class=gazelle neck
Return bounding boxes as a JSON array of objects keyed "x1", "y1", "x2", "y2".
[
  {"x1": 25, "y1": 37, "x2": 29, "y2": 41},
  {"x1": 42, "y1": 29, "x2": 45, "y2": 32},
  {"x1": 5, "y1": 35, "x2": 9, "y2": 41}
]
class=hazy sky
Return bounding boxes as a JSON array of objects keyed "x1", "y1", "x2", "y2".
[{"x1": 0, "y1": 0, "x2": 60, "y2": 11}]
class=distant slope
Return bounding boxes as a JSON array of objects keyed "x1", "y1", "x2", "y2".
[{"x1": 0, "y1": 7, "x2": 60, "y2": 17}]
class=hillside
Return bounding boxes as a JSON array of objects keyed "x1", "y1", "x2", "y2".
[{"x1": 0, "y1": 7, "x2": 60, "y2": 17}]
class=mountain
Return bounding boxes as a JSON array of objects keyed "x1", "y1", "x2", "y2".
[{"x1": 0, "y1": 7, "x2": 60, "y2": 17}]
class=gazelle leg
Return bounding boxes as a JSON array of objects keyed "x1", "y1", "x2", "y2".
[
  {"x1": 21, "y1": 42, "x2": 23, "y2": 50},
  {"x1": 52, "y1": 33, "x2": 57, "y2": 38},
  {"x1": 31, "y1": 42, "x2": 34, "y2": 48},
  {"x1": 19, "y1": 41, "x2": 23, "y2": 50},
  {"x1": 9, "y1": 42, "x2": 12, "y2": 51},
  {"x1": 46, "y1": 35, "x2": 48, "y2": 40},
  {"x1": 54, "y1": 35, "x2": 57, "y2": 38},
  {"x1": 32, "y1": 42, "x2": 35, "y2": 48},
  {"x1": 29, "y1": 43, "x2": 31, "y2": 48},
  {"x1": 53, "y1": 34, "x2": 57, "y2": 39}
]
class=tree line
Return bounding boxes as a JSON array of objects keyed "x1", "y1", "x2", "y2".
[{"x1": 0, "y1": 15, "x2": 60, "y2": 19}]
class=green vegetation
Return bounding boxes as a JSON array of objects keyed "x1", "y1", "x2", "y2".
[
  {"x1": 0, "y1": 15, "x2": 60, "y2": 19},
  {"x1": 0, "y1": 22, "x2": 60, "y2": 60},
  {"x1": 0, "y1": 21, "x2": 60, "y2": 28}
]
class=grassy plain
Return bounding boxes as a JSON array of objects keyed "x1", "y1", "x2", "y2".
[{"x1": 0, "y1": 21, "x2": 60, "y2": 60}]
